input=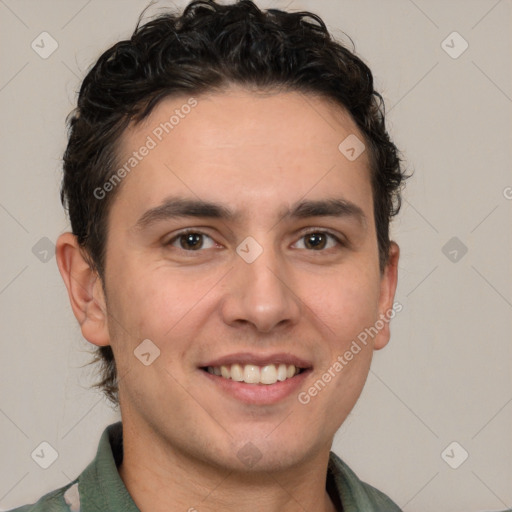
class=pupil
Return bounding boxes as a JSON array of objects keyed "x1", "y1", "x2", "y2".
[
  {"x1": 182, "y1": 233, "x2": 202, "y2": 250},
  {"x1": 306, "y1": 233, "x2": 325, "y2": 250}
]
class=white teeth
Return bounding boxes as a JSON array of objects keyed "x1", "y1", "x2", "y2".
[
  {"x1": 230, "y1": 363, "x2": 244, "y2": 382},
  {"x1": 205, "y1": 363, "x2": 300, "y2": 385},
  {"x1": 243, "y1": 365, "x2": 260, "y2": 383},
  {"x1": 277, "y1": 363, "x2": 288, "y2": 381},
  {"x1": 260, "y1": 364, "x2": 278, "y2": 384}
]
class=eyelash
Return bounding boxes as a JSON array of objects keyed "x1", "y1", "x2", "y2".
[{"x1": 165, "y1": 228, "x2": 345, "y2": 253}]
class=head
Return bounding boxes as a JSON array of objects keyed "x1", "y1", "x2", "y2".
[{"x1": 57, "y1": 0, "x2": 406, "y2": 473}]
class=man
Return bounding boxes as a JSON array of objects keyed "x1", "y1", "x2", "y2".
[{"x1": 12, "y1": 0, "x2": 407, "y2": 510}]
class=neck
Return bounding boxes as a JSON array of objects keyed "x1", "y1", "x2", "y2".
[{"x1": 118, "y1": 419, "x2": 338, "y2": 512}]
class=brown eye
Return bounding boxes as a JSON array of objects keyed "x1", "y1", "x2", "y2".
[
  {"x1": 167, "y1": 231, "x2": 216, "y2": 251},
  {"x1": 304, "y1": 232, "x2": 327, "y2": 250},
  {"x1": 294, "y1": 231, "x2": 342, "y2": 251}
]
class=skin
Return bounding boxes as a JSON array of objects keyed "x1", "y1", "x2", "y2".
[{"x1": 56, "y1": 87, "x2": 399, "y2": 512}]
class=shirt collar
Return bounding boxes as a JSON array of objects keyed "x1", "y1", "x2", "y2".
[{"x1": 78, "y1": 421, "x2": 138, "y2": 512}]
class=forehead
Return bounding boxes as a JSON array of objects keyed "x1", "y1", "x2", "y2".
[
  {"x1": 113, "y1": 88, "x2": 373, "y2": 225},
  {"x1": 124, "y1": 87, "x2": 366, "y2": 155}
]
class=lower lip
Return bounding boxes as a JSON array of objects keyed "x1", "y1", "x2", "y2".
[{"x1": 200, "y1": 369, "x2": 312, "y2": 405}]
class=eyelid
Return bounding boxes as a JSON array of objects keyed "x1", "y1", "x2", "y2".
[
  {"x1": 293, "y1": 228, "x2": 346, "y2": 248},
  {"x1": 165, "y1": 227, "x2": 347, "y2": 251},
  {"x1": 165, "y1": 228, "x2": 219, "y2": 248}
]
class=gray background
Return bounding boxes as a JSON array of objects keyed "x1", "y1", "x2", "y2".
[{"x1": 0, "y1": 0, "x2": 511, "y2": 510}]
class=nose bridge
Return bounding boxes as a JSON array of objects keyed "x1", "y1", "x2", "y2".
[
  {"x1": 221, "y1": 234, "x2": 301, "y2": 332},
  {"x1": 242, "y1": 242, "x2": 286, "y2": 300}
]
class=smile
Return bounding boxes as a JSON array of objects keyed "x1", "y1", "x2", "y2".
[{"x1": 202, "y1": 363, "x2": 303, "y2": 385}]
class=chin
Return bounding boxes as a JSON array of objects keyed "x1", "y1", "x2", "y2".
[{"x1": 216, "y1": 432, "x2": 322, "y2": 474}]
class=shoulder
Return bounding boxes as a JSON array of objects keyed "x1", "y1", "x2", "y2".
[
  {"x1": 353, "y1": 479, "x2": 403, "y2": 511},
  {"x1": 8, "y1": 481, "x2": 80, "y2": 512},
  {"x1": 328, "y1": 451, "x2": 403, "y2": 511},
  {"x1": 9, "y1": 421, "x2": 124, "y2": 512}
]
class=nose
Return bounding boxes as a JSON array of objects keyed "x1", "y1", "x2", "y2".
[{"x1": 219, "y1": 240, "x2": 302, "y2": 334}]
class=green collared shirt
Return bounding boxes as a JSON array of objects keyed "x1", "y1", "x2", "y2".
[{"x1": 10, "y1": 422, "x2": 402, "y2": 512}]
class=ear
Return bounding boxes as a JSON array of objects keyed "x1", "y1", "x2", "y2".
[
  {"x1": 373, "y1": 241, "x2": 400, "y2": 350},
  {"x1": 55, "y1": 232, "x2": 110, "y2": 347}
]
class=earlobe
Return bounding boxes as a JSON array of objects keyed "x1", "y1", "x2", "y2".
[
  {"x1": 373, "y1": 241, "x2": 400, "y2": 351},
  {"x1": 55, "y1": 232, "x2": 110, "y2": 347}
]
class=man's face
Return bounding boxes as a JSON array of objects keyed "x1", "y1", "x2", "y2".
[{"x1": 100, "y1": 88, "x2": 398, "y2": 472}]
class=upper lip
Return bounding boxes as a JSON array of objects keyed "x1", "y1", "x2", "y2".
[{"x1": 200, "y1": 352, "x2": 313, "y2": 369}]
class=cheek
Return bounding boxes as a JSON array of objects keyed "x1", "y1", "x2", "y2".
[
  {"x1": 106, "y1": 261, "x2": 221, "y2": 343},
  {"x1": 304, "y1": 265, "x2": 381, "y2": 344}
]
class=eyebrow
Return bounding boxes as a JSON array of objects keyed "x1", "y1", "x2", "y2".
[{"x1": 133, "y1": 195, "x2": 367, "y2": 231}]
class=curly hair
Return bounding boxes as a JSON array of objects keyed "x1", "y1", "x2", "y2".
[{"x1": 61, "y1": 0, "x2": 407, "y2": 406}]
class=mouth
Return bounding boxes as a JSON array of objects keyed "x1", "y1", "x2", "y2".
[
  {"x1": 198, "y1": 353, "x2": 313, "y2": 405},
  {"x1": 200, "y1": 363, "x2": 306, "y2": 385}
]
